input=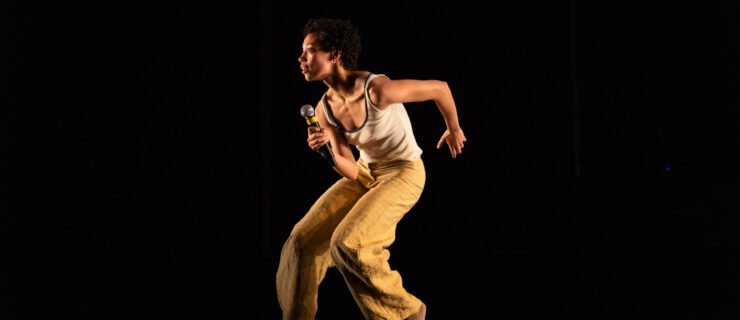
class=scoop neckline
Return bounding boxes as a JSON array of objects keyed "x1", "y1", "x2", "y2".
[{"x1": 323, "y1": 73, "x2": 373, "y2": 133}]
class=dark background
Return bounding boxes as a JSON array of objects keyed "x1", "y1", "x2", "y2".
[{"x1": 3, "y1": 0, "x2": 739, "y2": 319}]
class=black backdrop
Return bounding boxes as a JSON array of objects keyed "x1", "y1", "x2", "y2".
[{"x1": 4, "y1": 1, "x2": 739, "y2": 319}]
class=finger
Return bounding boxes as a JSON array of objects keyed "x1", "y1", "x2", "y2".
[
  {"x1": 437, "y1": 136, "x2": 445, "y2": 149},
  {"x1": 308, "y1": 132, "x2": 325, "y2": 141},
  {"x1": 313, "y1": 137, "x2": 328, "y2": 148},
  {"x1": 311, "y1": 140, "x2": 325, "y2": 151},
  {"x1": 308, "y1": 137, "x2": 320, "y2": 148}
]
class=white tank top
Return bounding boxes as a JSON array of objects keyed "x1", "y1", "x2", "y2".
[{"x1": 321, "y1": 73, "x2": 423, "y2": 163}]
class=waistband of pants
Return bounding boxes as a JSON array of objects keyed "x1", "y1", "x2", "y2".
[{"x1": 358, "y1": 155, "x2": 422, "y2": 171}]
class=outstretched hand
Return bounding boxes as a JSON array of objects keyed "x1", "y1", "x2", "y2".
[{"x1": 436, "y1": 127, "x2": 467, "y2": 158}]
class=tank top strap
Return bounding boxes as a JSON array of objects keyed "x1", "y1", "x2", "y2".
[
  {"x1": 363, "y1": 73, "x2": 385, "y2": 97},
  {"x1": 364, "y1": 73, "x2": 390, "y2": 110},
  {"x1": 322, "y1": 73, "x2": 374, "y2": 133},
  {"x1": 320, "y1": 91, "x2": 338, "y2": 127}
]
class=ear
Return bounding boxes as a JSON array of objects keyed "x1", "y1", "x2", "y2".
[{"x1": 331, "y1": 50, "x2": 342, "y2": 62}]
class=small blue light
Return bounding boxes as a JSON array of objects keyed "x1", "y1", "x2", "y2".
[{"x1": 665, "y1": 166, "x2": 670, "y2": 172}]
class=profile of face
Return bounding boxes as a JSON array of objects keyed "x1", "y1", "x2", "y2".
[{"x1": 298, "y1": 33, "x2": 337, "y2": 81}]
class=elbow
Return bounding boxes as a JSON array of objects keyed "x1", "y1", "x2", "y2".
[
  {"x1": 334, "y1": 160, "x2": 360, "y2": 181},
  {"x1": 432, "y1": 81, "x2": 451, "y2": 102},
  {"x1": 347, "y1": 167, "x2": 360, "y2": 181},
  {"x1": 348, "y1": 162, "x2": 361, "y2": 181},
  {"x1": 439, "y1": 80, "x2": 449, "y2": 91},
  {"x1": 437, "y1": 80, "x2": 451, "y2": 97},
  {"x1": 340, "y1": 170, "x2": 359, "y2": 181}
]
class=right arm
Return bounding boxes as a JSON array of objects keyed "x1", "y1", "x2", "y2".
[{"x1": 306, "y1": 100, "x2": 359, "y2": 180}]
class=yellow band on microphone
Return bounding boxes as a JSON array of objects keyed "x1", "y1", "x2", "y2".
[{"x1": 306, "y1": 116, "x2": 318, "y2": 125}]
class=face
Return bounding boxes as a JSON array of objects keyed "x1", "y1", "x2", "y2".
[{"x1": 298, "y1": 33, "x2": 335, "y2": 81}]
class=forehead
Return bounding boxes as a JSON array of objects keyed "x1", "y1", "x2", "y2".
[{"x1": 302, "y1": 33, "x2": 319, "y2": 47}]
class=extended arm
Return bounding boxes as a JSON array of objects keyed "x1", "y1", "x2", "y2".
[{"x1": 368, "y1": 77, "x2": 467, "y2": 158}]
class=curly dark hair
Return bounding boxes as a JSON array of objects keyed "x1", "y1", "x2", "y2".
[{"x1": 303, "y1": 18, "x2": 362, "y2": 71}]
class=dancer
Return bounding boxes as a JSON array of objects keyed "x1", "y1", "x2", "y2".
[{"x1": 277, "y1": 17, "x2": 466, "y2": 320}]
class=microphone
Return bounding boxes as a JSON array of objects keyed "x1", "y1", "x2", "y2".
[{"x1": 300, "y1": 104, "x2": 336, "y2": 166}]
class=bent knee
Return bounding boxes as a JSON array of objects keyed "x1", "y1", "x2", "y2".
[
  {"x1": 329, "y1": 231, "x2": 357, "y2": 261},
  {"x1": 281, "y1": 232, "x2": 312, "y2": 257}
]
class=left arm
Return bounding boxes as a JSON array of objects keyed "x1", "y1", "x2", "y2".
[{"x1": 368, "y1": 76, "x2": 467, "y2": 158}]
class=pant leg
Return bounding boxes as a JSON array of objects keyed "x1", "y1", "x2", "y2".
[
  {"x1": 276, "y1": 176, "x2": 368, "y2": 320},
  {"x1": 330, "y1": 157, "x2": 426, "y2": 320}
]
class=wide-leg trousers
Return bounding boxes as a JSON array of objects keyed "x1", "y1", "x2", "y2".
[{"x1": 276, "y1": 156, "x2": 425, "y2": 320}]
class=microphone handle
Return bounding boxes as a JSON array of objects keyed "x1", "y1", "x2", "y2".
[{"x1": 309, "y1": 122, "x2": 337, "y2": 167}]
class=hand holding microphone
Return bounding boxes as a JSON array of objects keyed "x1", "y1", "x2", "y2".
[{"x1": 301, "y1": 104, "x2": 336, "y2": 167}]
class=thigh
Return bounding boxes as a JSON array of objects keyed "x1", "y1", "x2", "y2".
[
  {"x1": 333, "y1": 161, "x2": 426, "y2": 246},
  {"x1": 290, "y1": 177, "x2": 368, "y2": 253}
]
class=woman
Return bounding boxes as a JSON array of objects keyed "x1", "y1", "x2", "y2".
[{"x1": 277, "y1": 18, "x2": 466, "y2": 320}]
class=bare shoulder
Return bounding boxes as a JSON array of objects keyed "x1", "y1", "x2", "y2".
[
  {"x1": 315, "y1": 98, "x2": 327, "y2": 121},
  {"x1": 315, "y1": 98, "x2": 337, "y2": 133},
  {"x1": 366, "y1": 74, "x2": 392, "y2": 110}
]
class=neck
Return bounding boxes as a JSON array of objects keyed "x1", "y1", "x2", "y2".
[{"x1": 323, "y1": 68, "x2": 361, "y2": 100}]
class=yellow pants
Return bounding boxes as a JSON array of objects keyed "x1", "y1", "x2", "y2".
[{"x1": 276, "y1": 156, "x2": 426, "y2": 320}]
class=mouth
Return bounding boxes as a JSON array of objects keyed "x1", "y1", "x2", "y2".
[{"x1": 300, "y1": 66, "x2": 309, "y2": 74}]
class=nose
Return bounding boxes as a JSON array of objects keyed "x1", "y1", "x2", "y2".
[{"x1": 298, "y1": 51, "x2": 306, "y2": 63}]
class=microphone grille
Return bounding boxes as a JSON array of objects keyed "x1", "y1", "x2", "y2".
[{"x1": 300, "y1": 104, "x2": 315, "y2": 118}]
